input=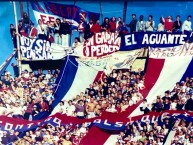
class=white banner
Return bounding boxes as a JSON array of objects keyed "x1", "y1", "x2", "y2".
[
  {"x1": 77, "y1": 49, "x2": 143, "y2": 74},
  {"x1": 33, "y1": 10, "x2": 79, "y2": 27},
  {"x1": 73, "y1": 32, "x2": 121, "y2": 58},
  {"x1": 20, "y1": 36, "x2": 73, "y2": 61},
  {"x1": 149, "y1": 43, "x2": 193, "y2": 58}
]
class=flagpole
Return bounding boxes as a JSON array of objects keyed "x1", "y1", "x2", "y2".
[{"x1": 13, "y1": 1, "x2": 22, "y2": 74}]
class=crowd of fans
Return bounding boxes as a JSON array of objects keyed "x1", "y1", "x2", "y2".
[
  {"x1": 139, "y1": 77, "x2": 193, "y2": 114},
  {"x1": 0, "y1": 66, "x2": 146, "y2": 144},
  {"x1": 0, "y1": 123, "x2": 89, "y2": 145},
  {"x1": 0, "y1": 66, "x2": 145, "y2": 120},
  {"x1": 54, "y1": 68, "x2": 145, "y2": 119},
  {"x1": 9, "y1": 12, "x2": 193, "y2": 51},
  {"x1": 114, "y1": 77, "x2": 193, "y2": 145},
  {"x1": 115, "y1": 116, "x2": 175, "y2": 145},
  {"x1": 4, "y1": 10, "x2": 193, "y2": 145},
  {"x1": 171, "y1": 119, "x2": 193, "y2": 145}
]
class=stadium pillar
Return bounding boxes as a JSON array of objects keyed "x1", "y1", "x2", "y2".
[{"x1": 123, "y1": 1, "x2": 128, "y2": 23}]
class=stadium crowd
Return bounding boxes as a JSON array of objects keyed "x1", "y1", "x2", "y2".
[
  {"x1": 139, "y1": 77, "x2": 193, "y2": 114},
  {"x1": 115, "y1": 116, "x2": 175, "y2": 145},
  {"x1": 3, "y1": 10, "x2": 193, "y2": 145},
  {"x1": 0, "y1": 123, "x2": 89, "y2": 145},
  {"x1": 9, "y1": 12, "x2": 193, "y2": 50}
]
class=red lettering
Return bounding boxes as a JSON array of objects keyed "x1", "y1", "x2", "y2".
[
  {"x1": 49, "y1": 17, "x2": 55, "y2": 24},
  {"x1": 66, "y1": 7, "x2": 72, "y2": 17},
  {"x1": 73, "y1": 7, "x2": 78, "y2": 19},
  {"x1": 40, "y1": 15, "x2": 47, "y2": 24},
  {"x1": 59, "y1": 5, "x2": 65, "y2": 17},
  {"x1": 50, "y1": 4, "x2": 58, "y2": 15}
]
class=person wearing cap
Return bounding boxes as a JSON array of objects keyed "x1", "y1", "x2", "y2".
[
  {"x1": 182, "y1": 15, "x2": 192, "y2": 33},
  {"x1": 29, "y1": 22, "x2": 37, "y2": 39},
  {"x1": 126, "y1": 14, "x2": 137, "y2": 33}
]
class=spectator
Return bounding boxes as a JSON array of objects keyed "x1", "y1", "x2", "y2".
[
  {"x1": 116, "y1": 17, "x2": 122, "y2": 29},
  {"x1": 9, "y1": 130, "x2": 18, "y2": 143},
  {"x1": 101, "y1": 17, "x2": 110, "y2": 32},
  {"x1": 145, "y1": 15, "x2": 155, "y2": 32},
  {"x1": 1, "y1": 131, "x2": 9, "y2": 145},
  {"x1": 84, "y1": 18, "x2": 94, "y2": 40},
  {"x1": 173, "y1": 15, "x2": 182, "y2": 32},
  {"x1": 29, "y1": 23, "x2": 37, "y2": 39},
  {"x1": 60, "y1": 18, "x2": 71, "y2": 47},
  {"x1": 37, "y1": 19, "x2": 47, "y2": 40},
  {"x1": 182, "y1": 15, "x2": 192, "y2": 33},
  {"x1": 45, "y1": 21, "x2": 54, "y2": 43},
  {"x1": 54, "y1": 18, "x2": 62, "y2": 45},
  {"x1": 78, "y1": 17, "x2": 87, "y2": 42},
  {"x1": 127, "y1": 14, "x2": 137, "y2": 33},
  {"x1": 136, "y1": 15, "x2": 146, "y2": 32},
  {"x1": 18, "y1": 19, "x2": 24, "y2": 35},
  {"x1": 117, "y1": 21, "x2": 129, "y2": 37},
  {"x1": 72, "y1": 37, "x2": 81, "y2": 48},
  {"x1": 140, "y1": 99, "x2": 150, "y2": 114},
  {"x1": 157, "y1": 17, "x2": 165, "y2": 32},
  {"x1": 66, "y1": 100, "x2": 76, "y2": 116},
  {"x1": 75, "y1": 100, "x2": 85, "y2": 119},
  {"x1": 10, "y1": 25, "x2": 17, "y2": 49},
  {"x1": 90, "y1": 19, "x2": 101, "y2": 34},
  {"x1": 163, "y1": 16, "x2": 174, "y2": 32},
  {"x1": 109, "y1": 16, "x2": 116, "y2": 32},
  {"x1": 22, "y1": 12, "x2": 31, "y2": 34}
]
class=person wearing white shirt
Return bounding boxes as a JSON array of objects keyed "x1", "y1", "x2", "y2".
[
  {"x1": 37, "y1": 19, "x2": 46, "y2": 40},
  {"x1": 105, "y1": 104, "x2": 117, "y2": 113},
  {"x1": 116, "y1": 17, "x2": 122, "y2": 29},
  {"x1": 145, "y1": 15, "x2": 155, "y2": 32},
  {"x1": 66, "y1": 100, "x2": 76, "y2": 116},
  {"x1": 136, "y1": 15, "x2": 146, "y2": 32},
  {"x1": 72, "y1": 37, "x2": 81, "y2": 48},
  {"x1": 157, "y1": 17, "x2": 165, "y2": 32},
  {"x1": 12, "y1": 102, "x2": 24, "y2": 118},
  {"x1": 182, "y1": 15, "x2": 192, "y2": 32}
]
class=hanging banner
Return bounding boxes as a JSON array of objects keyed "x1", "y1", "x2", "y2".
[
  {"x1": 31, "y1": 2, "x2": 100, "y2": 29},
  {"x1": 149, "y1": 43, "x2": 193, "y2": 58},
  {"x1": 77, "y1": 49, "x2": 143, "y2": 74},
  {"x1": 74, "y1": 32, "x2": 121, "y2": 57},
  {"x1": 20, "y1": 36, "x2": 73, "y2": 61},
  {"x1": 120, "y1": 31, "x2": 191, "y2": 51},
  {"x1": 0, "y1": 110, "x2": 192, "y2": 133}
]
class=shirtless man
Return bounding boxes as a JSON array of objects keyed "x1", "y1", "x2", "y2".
[
  {"x1": 86, "y1": 97, "x2": 97, "y2": 118},
  {"x1": 95, "y1": 100, "x2": 103, "y2": 116}
]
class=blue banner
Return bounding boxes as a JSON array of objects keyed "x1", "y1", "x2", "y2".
[
  {"x1": 120, "y1": 31, "x2": 192, "y2": 51},
  {"x1": 31, "y1": 2, "x2": 100, "y2": 29}
]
